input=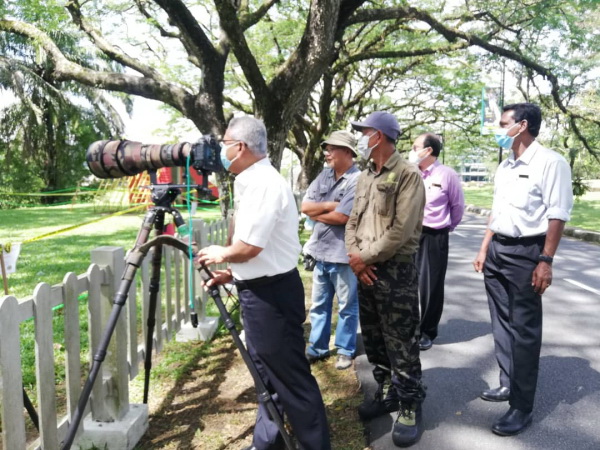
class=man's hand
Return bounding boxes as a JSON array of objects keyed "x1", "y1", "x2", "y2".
[
  {"x1": 197, "y1": 245, "x2": 228, "y2": 266},
  {"x1": 203, "y1": 268, "x2": 233, "y2": 287},
  {"x1": 348, "y1": 252, "x2": 367, "y2": 274},
  {"x1": 357, "y1": 266, "x2": 377, "y2": 286},
  {"x1": 532, "y1": 262, "x2": 552, "y2": 294},
  {"x1": 473, "y1": 249, "x2": 487, "y2": 273}
]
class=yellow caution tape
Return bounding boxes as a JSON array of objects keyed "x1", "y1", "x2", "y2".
[{"x1": 22, "y1": 205, "x2": 146, "y2": 244}]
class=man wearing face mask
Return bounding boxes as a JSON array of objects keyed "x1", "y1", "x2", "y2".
[
  {"x1": 301, "y1": 131, "x2": 361, "y2": 370},
  {"x1": 408, "y1": 133, "x2": 464, "y2": 351},
  {"x1": 345, "y1": 111, "x2": 426, "y2": 447},
  {"x1": 473, "y1": 103, "x2": 573, "y2": 437},
  {"x1": 199, "y1": 116, "x2": 331, "y2": 450}
]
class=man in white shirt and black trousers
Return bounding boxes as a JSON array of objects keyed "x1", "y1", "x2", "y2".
[
  {"x1": 473, "y1": 103, "x2": 573, "y2": 437},
  {"x1": 198, "y1": 116, "x2": 331, "y2": 450}
]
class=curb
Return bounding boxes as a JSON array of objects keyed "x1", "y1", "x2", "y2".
[{"x1": 465, "y1": 205, "x2": 600, "y2": 244}]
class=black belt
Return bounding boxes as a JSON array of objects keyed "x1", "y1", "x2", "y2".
[
  {"x1": 422, "y1": 226, "x2": 450, "y2": 235},
  {"x1": 234, "y1": 268, "x2": 297, "y2": 290},
  {"x1": 493, "y1": 234, "x2": 545, "y2": 245}
]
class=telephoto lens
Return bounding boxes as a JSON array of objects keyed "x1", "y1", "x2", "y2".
[{"x1": 86, "y1": 140, "x2": 208, "y2": 179}]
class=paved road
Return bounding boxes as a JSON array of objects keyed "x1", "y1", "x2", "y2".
[{"x1": 356, "y1": 213, "x2": 600, "y2": 450}]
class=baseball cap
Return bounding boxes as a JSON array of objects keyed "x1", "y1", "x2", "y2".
[
  {"x1": 321, "y1": 130, "x2": 357, "y2": 157},
  {"x1": 350, "y1": 111, "x2": 402, "y2": 141}
]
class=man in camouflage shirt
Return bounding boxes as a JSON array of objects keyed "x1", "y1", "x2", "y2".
[{"x1": 346, "y1": 111, "x2": 426, "y2": 447}]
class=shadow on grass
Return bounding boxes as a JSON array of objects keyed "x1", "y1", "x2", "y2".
[{"x1": 135, "y1": 339, "x2": 242, "y2": 450}]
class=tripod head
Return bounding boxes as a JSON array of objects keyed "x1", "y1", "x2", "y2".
[{"x1": 146, "y1": 169, "x2": 213, "y2": 209}]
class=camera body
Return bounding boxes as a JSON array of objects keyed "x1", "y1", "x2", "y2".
[{"x1": 86, "y1": 136, "x2": 222, "y2": 179}]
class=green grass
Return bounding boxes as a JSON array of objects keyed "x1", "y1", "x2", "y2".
[{"x1": 463, "y1": 184, "x2": 600, "y2": 231}]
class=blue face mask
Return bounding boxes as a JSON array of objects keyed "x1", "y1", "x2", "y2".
[
  {"x1": 220, "y1": 151, "x2": 232, "y2": 171},
  {"x1": 219, "y1": 141, "x2": 239, "y2": 171},
  {"x1": 494, "y1": 123, "x2": 521, "y2": 150}
]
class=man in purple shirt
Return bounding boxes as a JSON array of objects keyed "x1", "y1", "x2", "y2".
[{"x1": 408, "y1": 133, "x2": 465, "y2": 351}]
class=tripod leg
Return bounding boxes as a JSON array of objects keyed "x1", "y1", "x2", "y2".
[
  {"x1": 201, "y1": 270, "x2": 295, "y2": 450},
  {"x1": 143, "y1": 210, "x2": 165, "y2": 404},
  {"x1": 61, "y1": 208, "x2": 158, "y2": 450},
  {"x1": 23, "y1": 388, "x2": 39, "y2": 431}
]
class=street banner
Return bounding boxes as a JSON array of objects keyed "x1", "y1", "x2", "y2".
[{"x1": 481, "y1": 86, "x2": 502, "y2": 135}]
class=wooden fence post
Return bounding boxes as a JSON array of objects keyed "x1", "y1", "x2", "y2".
[
  {"x1": 90, "y1": 246, "x2": 129, "y2": 420},
  {"x1": 0, "y1": 296, "x2": 27, "y2": 449},
  {"x1": 33, "y1": 282, "x2": 59, "y2": 448}
]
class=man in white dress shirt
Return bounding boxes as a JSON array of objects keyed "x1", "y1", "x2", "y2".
[
  {"x1": 198, "y1": 116, "x2": 330, "y2": 450},
  {"x1": 473, "y1": 103, "x2": 573, "y2": 437}
]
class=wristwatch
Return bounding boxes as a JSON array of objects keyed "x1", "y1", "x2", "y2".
[{"x1": 538, "y1": 254, "x2": 553, "y2": 264}]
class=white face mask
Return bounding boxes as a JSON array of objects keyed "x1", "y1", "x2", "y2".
[
  {"x1": 408, "y1": 147, "x2": 430, "y2": 165},
  {"x1": 357, "y1": 132, "x2": 377, "y2": 160}
]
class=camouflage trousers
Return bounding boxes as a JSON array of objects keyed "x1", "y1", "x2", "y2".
[{"x1": 358, "y1": 254, "x2": 426, "y2": 402}]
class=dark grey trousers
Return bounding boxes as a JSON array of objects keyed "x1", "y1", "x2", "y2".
[{"x1": 484, "y1": 234, "x2": 545, "y2": 412}]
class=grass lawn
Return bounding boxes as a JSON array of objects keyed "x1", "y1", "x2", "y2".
[{"x1": 463, "y1": 184, "x2": 600, "y2": 231}]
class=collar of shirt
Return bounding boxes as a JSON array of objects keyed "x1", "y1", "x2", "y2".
[
  {"x1": 504, "y1": 140, "x2": 540, "y2": 168},
  {"x1": 234, "y1": 157, "x2": 271, "y2": 196},
  {"x1": 368, "y1": 151, "x2": 401, "y2": 176},
  {"x1": 328, "y1": 164, "x2": 359, "y2": 182},
  {"x1": 420, "y1": 159, "x2": 440, "y2": 178}
]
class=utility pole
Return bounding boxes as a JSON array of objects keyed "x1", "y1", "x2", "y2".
[{"x1": 498, "y1": 59, "x2": 506, "y2": 164}]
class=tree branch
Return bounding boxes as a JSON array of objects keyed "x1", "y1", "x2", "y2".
[
  {"x1": 335, "y1": 42, "x2": 469, "y2": 70},
  {"x1": 134, "y1": 0, "x2": 179, "y2": 38},
  {"x1": 240, "y1": 0, "x2": 281, "y2": 30},
  {"x1": 66, "y1": 0, "x2": 163, "y2": 79},
  {"x1": 213, "y1": 0, "x2": 270, "y2": 111},
  {"x1": 0, "y1": 19, "x2": 203, "y2": 119}
]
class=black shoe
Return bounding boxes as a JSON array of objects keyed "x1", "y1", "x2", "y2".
[
  {"x1": 392, "y1": 401, "x2": 422, "y2": 447},
  {"x1": 242, "y1": 446, "x2": 257, "y2": 450},
  {"x1": 358, "y1": 388, "x2": 400, "y2": 421},
  {"x1": 480, "y1": 386, "x2": 510, "y2": 402},
  {"x1": 419, "y1": 336, "x2": 433, "y2": 351},
  {"x1": 492, "y1": 407, "x2": 533, "y2": 436}
]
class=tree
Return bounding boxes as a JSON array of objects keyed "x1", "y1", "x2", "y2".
[
  {"x1": 0, "y1": 14, "x2": 124, "y2": 205},
  {"x1": 0, "y1": 0, "x2": 598, "y2": 194}
]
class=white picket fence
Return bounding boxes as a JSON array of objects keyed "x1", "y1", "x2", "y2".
[{"x1": 0, "y1": 218, "x2": 228, "y2": 450}]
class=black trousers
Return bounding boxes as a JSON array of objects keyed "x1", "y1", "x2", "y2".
[
  {"x1": 483, "y1": 234, "x2": 545, "y2": 413},
  {"x1": 416, "y1": 227, "x2": 449, "y2": 340},
  {"x1": 237, "y1": 269, "x2": 331, "y2": 450}
]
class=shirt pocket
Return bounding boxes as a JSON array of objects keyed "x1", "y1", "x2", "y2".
[
  {"x1": 376, "y1": 182, "x2": 398, "y2": 216},
  {"x1": 508, "y1": 175, "x2": 533, "y2": 209},
  {"x1": 317, "y1": 183, "x2": 329, "y2": 201},
  {"x1": 334, "y1": 187, "x2": 346, "y2": 202}
]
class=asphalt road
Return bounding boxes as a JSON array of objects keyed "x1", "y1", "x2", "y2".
[{"x1": 356, "y1": 212, "x2": 600, "y2": 450}]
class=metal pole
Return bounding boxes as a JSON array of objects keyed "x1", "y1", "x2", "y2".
[
  {"x1": 498, "y1": 59, "x2": 506, "y2": 164},
  {"x1": 0, "y1": 249, "x2": 8, "y2": 295}
]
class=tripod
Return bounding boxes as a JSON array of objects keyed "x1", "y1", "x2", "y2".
[
  {"x1": 61, "y1": 176, "x2": 294, "y2": 450},
  {"x1": 61, "y1": 174, "x2": 196, "y2": 449}
]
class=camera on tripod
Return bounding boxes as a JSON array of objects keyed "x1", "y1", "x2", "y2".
[{"x1": 86, "y1": 136, "x2": 222, "y2": 179}]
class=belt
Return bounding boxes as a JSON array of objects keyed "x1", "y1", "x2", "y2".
[
  {"x1": 234, "y1": 268, "x2": 297, "y2": 290},
  {"x1": 493, "y1": 234, "x2": 545, "y2": 245},
  {"x1": 422, "y1": 226, "x2": 450, "y2": 235},
  {"x1": 377, "y1": 253, "x2": 413, "y2": 265}
]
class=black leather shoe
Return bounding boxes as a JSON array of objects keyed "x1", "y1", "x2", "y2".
[
  {"x1": 492, "y1": 407, "x2": 533, "y2": 436},
  {"x1": 480, "y1": 386, "x2": 510, "y2": 402},
  {"x1": 419, "y1": 336, "x2": 433, "y2": 351}
]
